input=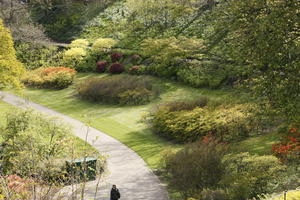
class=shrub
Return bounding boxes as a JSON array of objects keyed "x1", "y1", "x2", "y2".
[
  {"x1": 0, "y1": 19, "x2": 24, "y2": 89},
  {"x1": 141, "y1": 37, "x2": 204, "y2": 78},
  {"x1": 163, "y1": 137, "x2": 227, "y2": 199},
  {"x1": 96, "y1": 61, "x2": 108, "y2": 73},
  {"x1": 150, "y1": 104, "x2": 254, "y2": 143},
  {"x1": 62, "y1": 47, "x2": 87, "y2": 69},
  {"x1": 272, "y1": 127, "x2": 300, "y2": 163},
  {"x1": 77, "y1": 75, "x2": 159, "y2": 105},
  {"x1": 15, "y1": 42, "x2": 62, "y2": 70},
  {"x1": 221, "y1": 153, "x2": 286, "y2": 200},
  {"x1": 0, "y1": 109, "x2": 73, "y2": 178},
  {"x1": 92, "y1": 38, "x2": 117, "y2": 55},
  {"x1": 111, "y1": 52, "x2": 123, "y2": 62},
  {"x1": 22, "y1": 67, "x2": 76, "y2": 89},
  {"x1": 109, "y1": 62, "x2": 124, "y2": 74},
  {"x1": 70, "y1": 39, "x2": 89, "y2": 49}
]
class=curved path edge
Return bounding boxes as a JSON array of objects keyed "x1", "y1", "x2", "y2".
[{"x1": 0, "y1": 92, "x2": 169, "y2": 200}]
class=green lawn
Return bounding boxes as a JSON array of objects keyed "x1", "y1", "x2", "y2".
[
  {"x1": 9, "y1": 72, "x2": 278, "y2": 169},
  {"x1": 230, "y1": 132, "x2": 281, "y2": 155}
]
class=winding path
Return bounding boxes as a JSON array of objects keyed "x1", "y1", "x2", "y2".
[{"x1": 0, "y1": 92, "x2": 169, "y2": 200}]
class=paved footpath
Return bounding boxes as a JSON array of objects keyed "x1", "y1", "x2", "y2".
[{"x1": 0, "y1": 92, "x2": 169, "y2": 200}]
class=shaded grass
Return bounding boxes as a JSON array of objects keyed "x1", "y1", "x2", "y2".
[{"x1": 230, "y1": 132, "x2": 282, "y2": 155}]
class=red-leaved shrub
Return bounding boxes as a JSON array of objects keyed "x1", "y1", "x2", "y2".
[
  {"x1": 111, "y1": 53, "x2": 123, "y2": 62},
  {"x1": 96, "y1": 61, "x2": 108, "y2": 73},
  {"x1": 272, "y1": 127, "x2": 300, "y2": 162},
  {"x1": 109, "y1": 62, "x2": 124, "y2": 74}
]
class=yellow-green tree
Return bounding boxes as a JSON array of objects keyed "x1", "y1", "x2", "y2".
[{"x1": 0, "y1": 19, "x2": 24, "y2": 89}]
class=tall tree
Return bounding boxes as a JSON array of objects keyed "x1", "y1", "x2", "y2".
[
  {"x1": 0, "y1": 19, "x2": 24, "y2": 89},
  {"x1": 209, "y1": 0, "x2": 300, "y2": 122}
]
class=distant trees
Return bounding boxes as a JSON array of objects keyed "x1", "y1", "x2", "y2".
[{"x1": 0, "y1": 0, "x2": 48, "y2": 42}]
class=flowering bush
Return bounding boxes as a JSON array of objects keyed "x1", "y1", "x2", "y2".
[
  {"x1": 272, "y1": 127, "x2": 300, "y2": 163},
  {"x1": 111, "y1": 52, "x2": 123, "y2": 62},
  {"x1": 109, "y1": 62, "x2": 124, "y2": 74},
  {"x1": 96, "y1": 61, "x2": 108, "y2": 73},
  {"x1": 22, "y1": 67, "x2": 76, "y2": 89}
]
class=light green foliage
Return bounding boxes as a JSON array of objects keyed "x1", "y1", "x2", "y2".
[
  {"x1": 15, "y1": 42, "x2": 61, "y2": 70},
  {"x1": 91, "y1": 38, "x2": 117, "y2": 55},
  {"x1": 63, "y1": 47, "x2": 87, "y2": 67},
  {"x1": 141, "y1": 36, "x2": 204, "y2": 77},
  {"x1": 1, "y1": 109, "x2": 72, "y2": 177},
  {"x1": 22, "y1": 67, "x2": 76, "y2": 89},
  {"x1": 0, "y1": 108, "x2": 100, "y2": 182},
  {"x1": 70, "y1": 39, "x2": 89, "y2": 49},
  {"x1": 0, "y1": 19, "x2": 24, "y2": 89},
  {"x1": 151, "y1": 104, "x2": 255, "y2": 143},
  {"x1": 222, "y1": 153, "x2": 286, "y2": 200},
  {"x1": 125, "y1": 0, "x2": 197, "y2": 28},
  {"x1": 210, "y1": 0, "x2": 300, "y2": 121},
  {"x1": 263, "y1": 190, "x2": 300, "y2": 200}
]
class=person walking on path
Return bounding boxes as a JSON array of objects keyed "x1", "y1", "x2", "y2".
[{"x1": 110, "y1": 185, "x2": 121, "y2": 200}]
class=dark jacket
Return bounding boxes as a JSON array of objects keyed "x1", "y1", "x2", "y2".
[{"x1": 110, "y1": 188, "x2": 121, "y2": 200}]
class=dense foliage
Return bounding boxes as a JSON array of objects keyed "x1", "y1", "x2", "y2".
[
  {"x1": 22, "y1": 67, "x2": 76, "y2": 89},
  {"x1": 150, "y1": 102, "x2": 255, "y2": 143},
  {"x1": 15, "y1": 43, "x2": 62, "y2": 70},
  {"x1": 0, "y1": 19, "x2": 24, "y2": 89},
  {"x1": 77, "y1": 75, "x2": 159, "y2": 105},
  {"x1": 164, "y1": 137, "x2": 286, "y2": 200},
  {"x1": 209, "y1": 0, "x2": 300, "y2": 122},
  {"x1": 1, "y1": 109, "x2": 73, "y2": 178},
  {"x1": 272, "y1": 127, "x2": 300, "y2": 164},
  {"x1": 163, "y1": 137, "x2": 227, "y2": 199}
]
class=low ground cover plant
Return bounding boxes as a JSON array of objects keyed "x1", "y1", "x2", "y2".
[
  {"x1": 77, "y1": 75, "x2": 160, "y2": 105},
  {"x1": 22, "y1": 67, "x2": 76, "y2": 89}
]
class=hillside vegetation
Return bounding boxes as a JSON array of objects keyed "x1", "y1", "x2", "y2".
[{"x1": 1, "y1": 0, "x2": 299, "y2": 199}]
